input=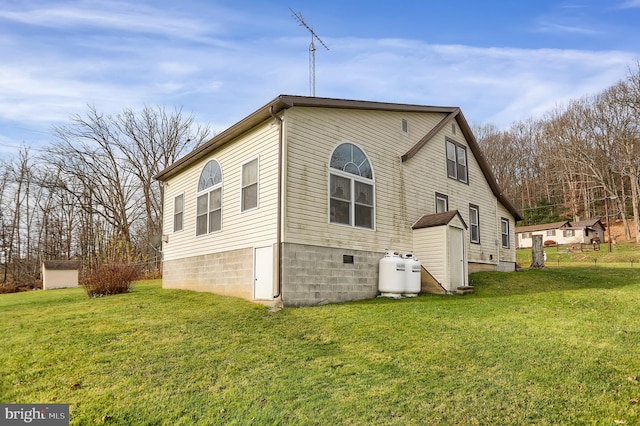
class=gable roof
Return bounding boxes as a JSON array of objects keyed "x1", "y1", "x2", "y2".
[
  {"x1": 412, "y1": 210, "x2": 468, "y2": 230},
  {"x1": 154, "y1": 94, "x2": 523, "y2": 221},
  {"x1": 570, "y1": 219, "x2": 605, "y2": 230},
  {"x1": 516, "y1": 218, "x2": 607, "y2": 234},
  {"x1": 515, "y1": 221, "x2": 572, "y2": 234},
  {"x1": 43, "y1": 260, "x2": 82, "y2": 270}
]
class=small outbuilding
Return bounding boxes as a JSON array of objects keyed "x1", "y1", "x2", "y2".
[{"x1": 42, "y1": 260, "x2": 81, "y2": 290}]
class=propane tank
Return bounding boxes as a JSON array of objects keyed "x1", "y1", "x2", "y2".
[
  {"x1": 378, "y1": 251, "x2": 405, "y2": 298},
  {"x1": 402, "y1": 253, "x2": 421, "y2": 297}
]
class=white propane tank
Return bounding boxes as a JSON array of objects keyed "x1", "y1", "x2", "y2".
[
  {"x1": 378, "y1": 251, "x2": 405, "y2": 298},
  {"x1": 402, "y1": 253, "x2": 421, "y2": 297}
]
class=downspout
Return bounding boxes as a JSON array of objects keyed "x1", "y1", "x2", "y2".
[
  {"x1": 496, "y1": 196, "x2": 501, "y2": 266},
  {"x1": 270, "y1": 105, "x2": 283, "y2": 300}
]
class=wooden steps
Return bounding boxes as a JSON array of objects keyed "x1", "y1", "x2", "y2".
[{"x1": 456, "y1": 286, "x2": 475, "y2": 295}]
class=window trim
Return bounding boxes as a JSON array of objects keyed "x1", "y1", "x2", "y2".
[
  {"x1": 501, "y1": 217, "x2": 510, "y2": 249},
  {"x1": 195, "y1": 159, "x2": 223, "y2": 236},
  {"x1": 173, "y1": 193, "x2": 184, "y2": 233},
  {"x1": 435, "y1": 193, "x2": 448, "y2": 213},
  {"x1": 328, "y1": 142, "x2": 375, "y2": 230},
  {"x1": 241, "y1": 156, "x2": 260, "y2": 213},
  {"x1": 446, "y1": 139, "x2": 468, "y2": 184},
  {"x1": 469, "y1": 204, "x2": 480, "y2": 244}
]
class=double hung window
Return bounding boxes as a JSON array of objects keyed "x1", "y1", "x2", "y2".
[
  {"x1": 242, "y1": 158, "x2": 259, "y2": 212},
  {"x1": 501, "y1": 218, "x2": 510, "y2": 248},
  {"x1": 446, "y1": 140, "x2": 468, "y2": 183},
  {"x1": 329, "y1": 143, "x2": 374, "y2": 229},
  {"x1": 173, "y1": 194, "x2": 184, "y2": 232},
  {"x1": 436, "y1": 193, "x2": 448, "y2": 213},
  {"x1": 196, "y1": 160, "x2": 223, "y2": 235},
  {"x1": 469, "y1": 205, "x2": 480, "y2": 244}
]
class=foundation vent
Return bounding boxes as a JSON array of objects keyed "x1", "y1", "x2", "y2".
[{"x1": 342, "y1": 254, "x2": 354, "y2": 264}]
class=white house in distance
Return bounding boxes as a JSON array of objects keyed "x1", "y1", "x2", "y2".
[
  {"x1": 154, "y1": 95, "x2": 523, "y2": 307},
  {"x1": 515, "y1": 219, "x2": 605, "y2": 248}
]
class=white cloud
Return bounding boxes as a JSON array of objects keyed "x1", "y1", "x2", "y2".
[
  {"x1": 0, "y1": 33, "x2": 635, "y2": 133},
  {"x1": 316, "y1": 40, "x2": 634, "y2": 126},
  {"x1": 0, "y1": 2, "x2": 638, "y2": 157},
  {"x1": 619, "y1": 0, "x2": 640, "y2": 8},
  {"x1": 0, "y1": 0, "x2": 216, "y2": 40},
  {"x1": 533, "y1": 21, "x2": 600, "y2": 35}
]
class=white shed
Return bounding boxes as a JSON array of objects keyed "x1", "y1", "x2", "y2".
[
  {"x1": 412, "y1": 211, "x2": 468, "y2": 293},
  {"x1": 42, "y1": 260, "x2": 81, "y2": 290}
]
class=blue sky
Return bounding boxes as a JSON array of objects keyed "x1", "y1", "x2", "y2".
[{"x1": 1, "y1": 0, "x2": 639, "y2": 157}]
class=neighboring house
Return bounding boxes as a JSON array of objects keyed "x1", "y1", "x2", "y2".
[
  {"x1": 154, "y1": 95, "x2": 523, "y2": 307},
  {"x1": 515, "y1": 219, "x2": 605, "y2": 248}
]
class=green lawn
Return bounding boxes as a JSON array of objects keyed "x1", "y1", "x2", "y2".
[{"x1": 2, "y1": 267, "x2": 640, "y2": 425}]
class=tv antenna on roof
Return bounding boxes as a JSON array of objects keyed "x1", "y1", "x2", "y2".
[{"x1": 289, "y1": 7, "x2": 329, "y2": 97}]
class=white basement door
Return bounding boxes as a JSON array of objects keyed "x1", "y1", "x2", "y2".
[{"x1": 254, "y1": 246, "x2": 274, "y2": 300}]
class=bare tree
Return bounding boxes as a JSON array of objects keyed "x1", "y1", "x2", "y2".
[
  {"x1": 610, "y1": 70, "x2": 640, "y2": 243},
  {"x1": 45, "y1": 105, "x2": 208, "y2": 266},
  {"x1": 112, "y1": 105, "x2": 210, "y2": 257}
]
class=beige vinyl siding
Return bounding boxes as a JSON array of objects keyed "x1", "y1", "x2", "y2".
[
  {"x1": 282, "y1": 106, "x2": 511, "y2": 264},
  {"x1": 283, "y1": 107, "x2": 444, "y2": 253},
  {"x1": 394, "y1": 114, "x2": 504, "y2": 267},
  {"x1": 162, "y1": 121, "x2": 280, "y2": 262},
  {"x1": 412, "y1": 226, "x2": 447, "y2": 284}
]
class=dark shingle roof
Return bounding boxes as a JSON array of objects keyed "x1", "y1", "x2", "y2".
[
  {"x1": 43, "y1": 260, "x2": 82, "y2": 270},
  {"x1": 412, "y1": 210, "x2": 468, "y2": 230}
]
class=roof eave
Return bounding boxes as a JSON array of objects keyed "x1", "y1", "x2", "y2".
[{"x1": 153, "y1": 96, "x2": 290, "y2": 181}]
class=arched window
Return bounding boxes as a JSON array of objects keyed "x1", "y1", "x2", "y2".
[
  {"x1": 329, "y1": 143, "x2": 374, "y2": 229},
  {"x1": 196, "y1": 160, "x2": 223, "y2": 235}
]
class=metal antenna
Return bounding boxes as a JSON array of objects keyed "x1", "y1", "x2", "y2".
[{"x1": 290, "y1": 7, "x2": 329, "y2": 97}]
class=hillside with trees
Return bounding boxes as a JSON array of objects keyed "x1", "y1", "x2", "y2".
[
  {"x1": 0, "y1": 106, "x2": 210, "y2": 289},
  {"x1": 475, "y1": 62, "x2": 640, "y2": 243},
  {"x1": 0, "y1": 62, "x2": 639, "y2": 290}
]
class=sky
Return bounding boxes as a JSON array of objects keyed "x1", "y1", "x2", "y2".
[{"x1": 1, "y1": 0, "x2": 640, "y2": 158}]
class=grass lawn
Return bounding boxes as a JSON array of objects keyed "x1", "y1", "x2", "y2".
[{"x1": 2, "y1": 266, "x2": 640, "y2": 425}]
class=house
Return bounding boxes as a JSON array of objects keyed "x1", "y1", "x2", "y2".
[
  {"x1": 154, "y1": 95, "x2": 523, "y2": 307},
  {"x1": 515, "y1": 219, "x2": 605, "y2": 248}
]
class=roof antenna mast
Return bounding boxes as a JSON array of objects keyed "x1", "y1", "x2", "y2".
[{"x1": 290, "y1": 7, "x2": 329, "y2": 97}]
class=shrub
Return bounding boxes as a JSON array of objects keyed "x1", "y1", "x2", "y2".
[
  {"x1": 0, "y1": 278, "x2": 42, "y2": 294},
  {"x1": 82, "y1": 263, "x2": 140, "y2": 297},
  {"x1": 543, "y1": 240, "x2": 557, "y2": 247}
]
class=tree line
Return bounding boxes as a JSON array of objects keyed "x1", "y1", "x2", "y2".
[
  {"x1": 0, "y1": 106, "x2": 210, "y2": 287},
  {"x1": 1, "y1": 62, "x2": 639, "y2": 287},
  {"x1": 475, "y1": 62, "x2": 640, "y2": 243}
]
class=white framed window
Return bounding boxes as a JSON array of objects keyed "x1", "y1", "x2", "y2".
[
  {"x1": 563, "y1": 229, "x2": 574, "y2": 237},
  {"x1": 329, "y1": 143, "x2": 374, "y2": 229},
  {"x1": 436, "y1": 193, "x2": 448, "y2": 213},
  {"x1": 446, "y1": 139, "x2": 468, "y2": 184},
  {"x1": 546, "y1": 230, "x2": 555, "y2": 236},
  {"x1": 173, "y1": 194, "x2": 184, "y2": 232},
  {"x1": 501, "y1": 218, "x2": 510, "y2": 248},
  {"x1": 241, "y1": 158, "x2": 259, "y2": 212},
  {"x1": 196, "y1": 159, "x2": 223, "y2": 236},
  {"x1": 469, "y1": 204, "x2": 480, "y2": 244}
]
